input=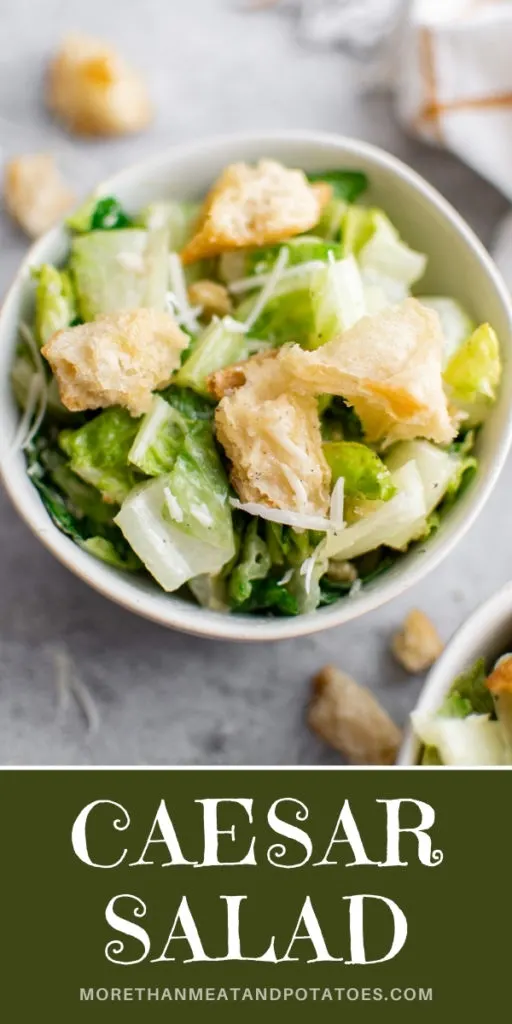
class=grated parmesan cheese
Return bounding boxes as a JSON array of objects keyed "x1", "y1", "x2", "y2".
[
  {"x1": 168, "y1": 252, "x2": 201, "y2": 334},
  {"x1": 228, "y1": 257, "x2": 327, "y2": 295},
  {"x1": 164, "y1": 486, "x2": 184, "y2": 523}
]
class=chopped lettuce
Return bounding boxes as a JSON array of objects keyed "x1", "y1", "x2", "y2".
[
  {"x1": 59, "y1": 408, "x2": 140, "y2": 504},
  {"x1": 174, "y1": 319, "x2": 247, "y2": 395},
  {"x1": 237, "y1": 285, "x2": 313, "y2": 347},
  {"x1": 70, "y1": 228, "x2": 169, "y2": 318},
  {"x1": 384, "y1": 440, "x2": 460, "y2": 547},
  {"x1": 228, "y1": 520, "x2": 271, "y2": 606},
  {"x1": 316, "y1": 198, "x2": 348, "y2": 241},
  {"x1": 308, "y1": 255, "x2": 366, "y2": 348},
  {"x1": 247, "y1": 236, "x2": 344, "y2": 276},
  {"x1": 238, "y1": 577, "x2": 299, "y2": 616},
  {"x1": 26, "y1": 434, "x2": 136, "y2": 568},
  {"x1": 326, "y1": 460, "x2": 426, "y2": 561},
  {"x1": 413, "y1": 712, "x2": 507, "y2": 766},
  {"x1": 418, "y1": 296, "x2": 474, "y2": 365},
  {"x1": 443, "y1": 323, "x2": 501, "y2": 426},
  {"x1": 308, "y1": 169, "x2": 368, "y2": 203},
  {"x1": 323, "y1": 441, "x2": 395, "y2": 500},
  {"x1": 188, "y1": 573, "x2": 230, "y2": 612},
  {"x1": 163, "y1": 450, "x2": 233, "y2": 550},
  {"x1": 289, "y1": 543, "x2": 327, "y2": 614},
  {"x1": 138, "y1": 200, "x2": 199, "y2": 249},
  {"x1": 67, "y1": 195, "x2": 133, "y2": 233},
  {"x1": 32, "y1": 265, "x2": 76, "y2": 346},
  {"x1": 80, "y1": 536, "x2": 141, "y2": 570},
  {"x1": 440, "y1": 658, "x2": 494, "y2": 718},
  {"x1": 115, "y1": 475, "x2": 234, "y2": 592},
  {"x1": 358, "y1": 211, "x2": 427, "y2": 300},
  {"x1": 128, "y1": 395, "x2": 189, "y2": 476}
]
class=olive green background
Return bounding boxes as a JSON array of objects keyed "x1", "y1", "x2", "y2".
[{"x1": 2, "y1": 769, "x2": 510, "y2": 1020}]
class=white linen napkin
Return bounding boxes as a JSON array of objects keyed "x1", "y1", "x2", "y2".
[{"x1": 259, "y1": 0, "x2": 512, "y2": 283}]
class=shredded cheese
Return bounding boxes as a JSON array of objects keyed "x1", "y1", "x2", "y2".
[
  {"x1": 164, "y1": 486, "x2": 184, "y2": 523},
  {"x1": 168, "y1": 252, "x2": 201, "y2": 334},
  {"x1": 190, "y1": 503, "x2": 214, "y2": 527},
  {"x1": 229, "y1": 497, "x2": 335, "y2": 532},
  {"x1": 300, "y1": 554, "x2": 316, "y2": 596},
  {"x1": 116, "y1": 251, "x2": 145, "y2": 273},
  {"x1": 228, "y1": 258, "x2": 327, "y2": 295},
  {"x1": 243, "y1": 247, "x2": 289, "y2": 331},
  {"x1": 329, "y1": 477, "x2": 345, "y2": 530},
  {"x1": 277, "y1": 568, "x2": 294, "y2": 587}
]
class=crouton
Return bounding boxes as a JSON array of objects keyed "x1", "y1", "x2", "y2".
[
  {"x1": 3, "y1": 154, "x2": 75, "y2": 238},
  {"x1": 187, "y1": 279, "x2": 232, "y2": 320},
  {"x1": 42, "y1": 309, "x2": 188, "y2": 417},
  {"x1": 282, "y1": 299, "x2": 455, "y2": 446},
  {"x1": 46, "y1": 33, "x2": 152, "y2": 137},
  {"x1": 308, "y1": 665, "x2": 402, "y2": 765},
  {"x1": 486, "y1": 655, "x2": 512, "y2": 742},
  {"x1": 487, "y1": 654, "x2": 512, "y2": 696},
  {"x1": 181, "y1": 160, "x2": 331, "y2": 264},
  {"x1": 214, "y1": 353, "x2": 331, "y2": 515},
  {"x1": 391, "y1": 609, "x2": 444, "y2": 673}
]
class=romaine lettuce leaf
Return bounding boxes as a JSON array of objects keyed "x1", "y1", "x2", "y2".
[
  {"x1": 11, "y1": 349, "x2": 71, "y2": 422},
  {"x1": 236, "y1": 576, "x2": 299, "y2": 616},
  {"x1": 228, "y1": 520, "x2": 271, "y2": 606},
  {"x1": 60, "y1": 408, "x2": 140, "y2": 504},
  {"x1": 417, "y1": 296, "x2": 474, "y2": 364},
  {"x1": 440, "y1": 658, "x2": 494, "y2": 718},
  {"x1": 308, "y1": 255, "x2": 366, "y2": 348},
  {"x1": 443, "y1": 323, "x2": 501, "y2": 426},
  {"x1": 80, "y1": 536, "x2": 141, "y2": 570},
  {"x1": 115, "y1": 475, "x2": 234, "y2": 592},
  {"x1": 326, "y1": 460, "x2": 426, "y2": 561},
  {"x1": 412, "y1": 712, "x2": 506, "y2": 766},
  {"x1": 32, "y1": 265, "x2": 76, "y2": 346},
  {"x1": 163, "y1": 450, "x2": 233, "y2": 549},
  {"x1": 67, "y1": 195, "x2": 133, "y2": 233},
  {"x1": 357, "y1": 211, "x2": 427, "y2": 299},
  {"x1": 70, "y1": 228, "x2": 169, "y2": 318},
  {"x1": 308, "y1": 169, "x2": 368, "y2": 203},
  {"x1": 138, "y1": 200, "x2": 200, "y2": 249},
  {"x1": 323, "y1": 441, "x2": 395, "y2": 500},
  {"x1": 188, "y1": 573, "x2": 230, "y2": 612},
  {"x1": 174, "y1": 319, "x2": 247, "y2": 395},
  {"x1": 237, "y1": 286, "x2": 313, "y2": 347},
  {"x1": 384, "y1": 440, "x2": 460, "y2": 547}
]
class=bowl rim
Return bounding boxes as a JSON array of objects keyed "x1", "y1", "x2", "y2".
[
  {"x1": 2, "y1": 128, "x2": 512, "y2": 642},
  {"x1": 397, "y1": 580, "x2": 512, "y2": 764}
]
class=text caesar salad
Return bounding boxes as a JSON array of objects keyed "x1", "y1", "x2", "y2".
[{"x1": 8, "y1": 159, "x2": 502, "y2": 616}]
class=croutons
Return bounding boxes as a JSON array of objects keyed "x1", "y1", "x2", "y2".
[
  {"x1": 187, "y1": 280, "x2": 232, "y2": 320},
  {"x1": 487, "y1": 654, "x2": 512, "y2": 696},
  {"x1": 282, "y1": 299, "x2": 455, "y2": 446},
  {"x1": 214, "y1": 354, "x2": 331, "y2": 515},
  {"x1": 46, "y1": 33, "x2": 152, "y2": 137},
  {"x1": 3, "y1": 154, "x2": 75, "y2": 238},
  {"x1": 41, "y1": 309, "x2": 188, "y2": 417},
  {"x1": 391, "y1": 609, "x2": 444, "y2": 673},
  {"x1": 181, "y1": 159, "x2": 331, "y2": 264},
  {"x1": 308, "y1": 665, "x2": 402, "y2": 765}
]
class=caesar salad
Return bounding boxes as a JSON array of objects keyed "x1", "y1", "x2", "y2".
[{"x1": 8, "y1": 159, "x2": 502, "y2": 616}]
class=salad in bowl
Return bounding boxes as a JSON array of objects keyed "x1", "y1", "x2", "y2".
[
  {"x1": 6, "y1": 155, "x2": 503, "y2": 619},
  {"x1": 413, "y1": 654, "x2": 512, "y2": 766}
]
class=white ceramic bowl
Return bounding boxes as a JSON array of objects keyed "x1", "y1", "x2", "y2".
[
  {"x1": 398, "y1": 582, "x2": 512, "y2": 764},
  {"x1": 1, "y1": 130, "x2": 512, "y2": 642}
]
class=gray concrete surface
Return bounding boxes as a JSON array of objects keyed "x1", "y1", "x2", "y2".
[{"x1": 0, "y1": 0, "x2": 510, "y2": 765}]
